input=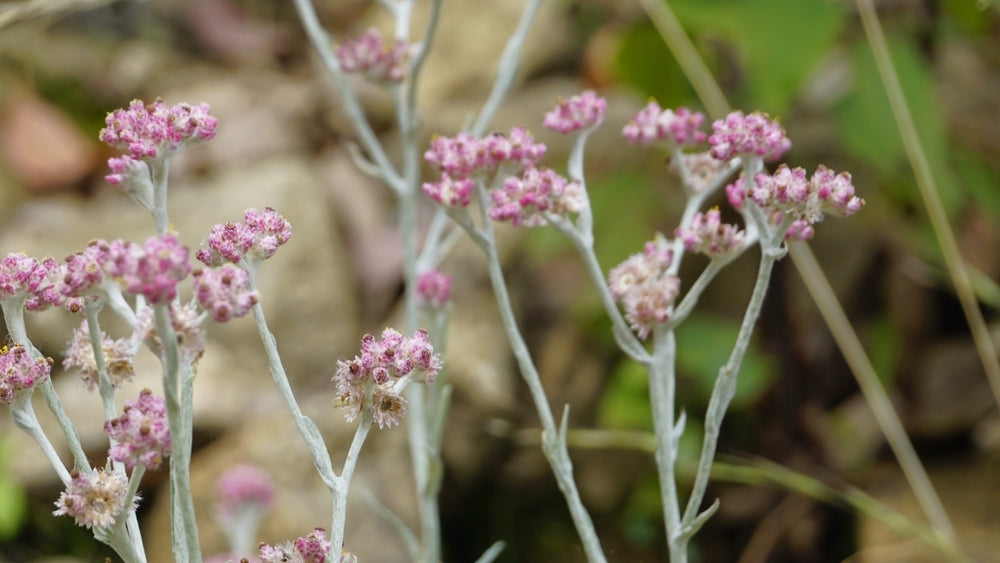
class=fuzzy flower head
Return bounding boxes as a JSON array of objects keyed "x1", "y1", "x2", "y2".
[
  {"x1": 197, "y1": 208, "x2": 292, "y2": 267},
  {"x1": 333, "y1": 328, "x2": 442, "y2": 429},
  {"x1": 422, "y1": 128, "x2": 547, "y2": 208},
  {"x1": 61, "y1": 239, "x2": 120, "y2": 298},
  {"x1": 99, "y1": 98, "x2": 217, "y2": 162},
  {"x1": 216, "y1": 464, "x2": 275, "y2": 519},
  {"x1": 488, "y1": 166, "x2": 585, "y2": 227},
  {"x1": 608, "y1": 239, "x2": 680, "y2": 339},
  {"x1": 0, "y1": 253, "x2": 72, "y2": 311},
  {"x1": 135, "y1": 302, "x2": 206, "y2": 365},
  {"x1": 259, "y1": 527, "x2": 331, "y2": 563},
  {"x1": 107, "y1": 233, "x2": 191, "y2": 304},
  {"x1": 742, "y1": 164, "x2": 865, "y2": 240},
  {"x1": 623, "y1": 102, "x2": 707, "y2": 146},
  {"x1": 0, "y1": 345, "x2": 52, "y2": 405},
  {"x1": 543, "y1": 90, "x2": 607, "y2": 134},
  {"x1": 105, "y1": 388, "x2": 171, "y2": 470},
  {"x1": 672, "y1": 152, "x2": 728, "y2": 193},
  {"x1": 675, "y1": 208, "x2": 747, "y2": 259},
  {"x1": 416, "y1": 269, "x2": 452, "y2": 309},
  {"x1": 63, "y1": 319, "x2": 137, "y2": 391},
  {"x1": 336, "y1": 28, "x2": 415, "y2": 83},
  {"x1": 194, "y1": 264, "x2": 259, "y2": 322},
  {"x1": 708, "y1": 111, "x2": 791, "y2": 161},
  {"x1": 53, "y1": 468, "x2": 133, "y2": 529}
]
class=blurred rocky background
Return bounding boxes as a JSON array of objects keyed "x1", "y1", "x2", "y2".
[{"x1": 1, "y1": 0, "x2": 999, "y2": 561}]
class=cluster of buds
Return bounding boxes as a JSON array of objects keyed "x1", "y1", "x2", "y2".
[
  {"x1": 0, "y1": 344, "x2": 52, "y2": 405},
  {"x1": 707, "y1": 110, "x2": 792, "y2": 161},
  {"x1": 0, "y1": 252, "x2": 78, "y2": 312},
  {"x1": 197, "y1": 207, "x2": 293, "y2": 268},
  {"x1": 193, "y1": 264, "x2": 259, "y2": 322},
  {"x1": 336, "y1": 28, "x2": 415, "y2": 83},
  {"x1": 53, "y1": 468, "x2": 134, "y2": 529},
  {"x1": 415, "y1": 269, "x2": 452, "y2": 309},
  {"x1": 623, "y1": 102, "x2": 707, "y2": 146},
  {"x1": 726, "y1": 164, "x2": 864, "y2": 240},
  {"x1": 542, "y1": 90, "x2": 607, "y2": 134},
  {"x1": 607, "y1": 240, "x2": 680, "y2": 339},
  {"x1": 333, "y1": 328, "x2": 442, "y2": 429},
  {"x1": 108, "y1": 233, "x2": 191, "y2": 305},
  {"x1": 421, "y1": 127, "x2": 546, "y2": 207},
  {"x1": 104, "y1": 388, "x2": 171, "y2": 470},
  {"x1": 675, "y1": 208, "x2": 747, "y2": 260},
  {"x1": 100, "y1": 99, "x2": 217, "y2": 186},
  {"x1": 258, "y1": 527, "x2": 335, "y2": 563},
  {"x1": 489, "y1": 166, "x2": 585, "y2": 227}
]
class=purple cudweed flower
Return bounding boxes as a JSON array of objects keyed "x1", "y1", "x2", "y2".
[
  {"x1": 197, "y1": 207, "x2": 292, "y2": 267},
  {"x1": 258, "y1": 527, "x2": 331, "y2": 563},
  {"x1": 424, "y1": 133, "x2": 489, "y2": 178},
  {"x1": 708, "y1": 111, "x2": 791, "y2": 161},
  {"x1": 482, "y1": 126, "x2": 547, "y2": 169},
  {"x1": 488, "y1": 166, "x2": 585, "y2": 227},
  {"x1": 333, "y1": 328, "x2": 442, "y2": 428},
  {"x1": 135, "y1": 302, "x2": 206, "y2": 364},
  {"x1": 63, "y1": 319, "x2": 137, "y2": 391},
  {"x1": 675, "y1": 209, "x2": 747, "y2": 259},
  {"x1": 336, "y1": 28, "x2": 415, "y2": 83},
  {"x1": 0, "y1": 344, "x2": 52, "y2": 405},
  {"x1": 416, "y1": 269, "x2": 452, "y2": 309},
  {"x1": 193, "y1": 264, "x2": 259, "y2": 322},
  {"x1": 671, "y1": 152, "x2": 728, "y2": 193},
  {"x1": 99, "y1": 99, "x2": 217, "y2": 162},
  {"x1": 53, "y1": 468, "x2": 134, "y2": 529},
  {"x1": 622, "y1": 102, "x2": 707, "y2": 146},
  {"x1": 105, "y1": 388, "x2": 171, "y2": 470},
  {"x1": 107, "y1": 233, "x2": 191, "y2": 304},
  {"x1": 421, "y1": 174, "x2": 476, "y2": 207},
  {"x1": 543, "y1": 90, "x2": 607, "y2": 134},
  {"x1": 216, "y1": 464, "x2": 275, "y2": 519},
  {"x1": 608, "y1": 240, "x2": 681, "y2": 339}
]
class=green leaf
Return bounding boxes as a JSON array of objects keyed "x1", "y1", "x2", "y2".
[
  {"x1": 675, "y1": 313, "x2": 776, "y2": 409},
  {"x1": 0, "y1": 438, "x2": 26, "y2": 540},
  {"x1": 669, "y1": 0, "x2": 847, "y2": 112},
  {"x1": 597, "y1": 360, "x2": 653, "y2": 431},
  {"x1": 834, "y1": 36, "x2": 962, "y2": 216}
]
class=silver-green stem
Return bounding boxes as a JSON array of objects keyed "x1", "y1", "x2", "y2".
[
  {"x1": 456, "y1": 203, "x2": 606, "y2": 562},
  {"x1": 155, "y1": 304, "x2": 201, "y2": 563},
  {"x1": 647, "y1": 327, "x2": 685, "y2": 562}
]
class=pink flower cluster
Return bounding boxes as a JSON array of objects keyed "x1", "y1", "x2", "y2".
[
  {"x1": 63, "y1": 319, "x2": 137, "y2": 390},
  {"x1": 333, "y1": 328, "x2": 442, "y2": 429},
  {"x1": 100, "y1": 99, "x2": 217, "y2": 186},
  {"x1": 336, "y1": 28, "x2": 415, "y2": 83},
  {"x1": 197, "y1": 207, "x2": 293, "y2": 267},
  {"x1": 416, "y1": 269, "x2": 452, "y2": 309},
  {"x1": 100, "y1": 99, "x2": 217, "y2": 161},
  {"x1": 608, "y1": 241, "x2": 681, "y2": 339},
  {"x1": 109, "y1": 233, "x2": 191, "y2": 304},
  {"x1": 489, "y1": 166, "x2": 585, "y2": 227},
  {"x1": 708, "y1": 110, "x2": 791, "y2": 161},
  {"x1": 259, "y1": 527, "x2": 331, "y2": 563},
  {"x1": 193, "y1": 264, "x2": 259, "y2": 322},
  {"x1": 622, "y1": 102, "x2": 707, "y2": 146},
  {"x1": 543, "y1": 90, "x2": 607, "y2": 134},
  {"x1": 53, "y1": 468, "x2": 133, "y2": 529},
  {"x1": 216, "y1": 464, "x2": 275, "y2": 518},
  {"x1": 0, "y1": 253, "x2": 77, "y2": 311},
  {"x1": 727, "y1": 164, "x2": 865, "y2": 240},
  {"x1": 105, "y1": 388, "x2": 171, "y2": 470},
  {"x1": 675, "y1": 209, "x2": 747, "y2": 259},
  {"x1": 422, "y1": 127, "x2": 546, "y2": 207},
  {"x1": 0, "y1": 344, "x2": 52, "y2": 405}
]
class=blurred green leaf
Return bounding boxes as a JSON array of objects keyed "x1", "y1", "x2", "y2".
[
  {"x1": 597, "y1": 359, "x2": 653, "y2": 430},
  {"x1": 0, "y1": 437, "x2": 26, "y2": 540},
  {"x1": 614, "y1": 21, "x2": 695, "y2": 106},
  {"x1": 835, "y1": 36, "x2": 961, "y2": 216},
  {"x1": 675, "y1": 313, "x2": 776, "y2": 409},
  {"x1": 862, "y1": 314, "x2": 901, "y2": 388},
  {"x1": 668, "y1": 0, "x2": 846, "y2": 113}
]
